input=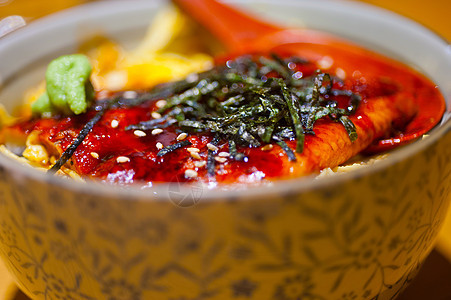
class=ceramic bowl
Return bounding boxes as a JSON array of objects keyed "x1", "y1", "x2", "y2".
[{"x1": 0, "y1": 1, "x2": 450, "y2": 299}]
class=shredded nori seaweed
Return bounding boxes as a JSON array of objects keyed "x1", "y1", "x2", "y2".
[
  {"x1": 126, "y1": 54, "x2": 360, "y2": 157},
  {"x1": 48, "y1": 100, "x2": 116, "y2": 174},
  {"x1": 207, "y1": 134, "x2": 221, "y2": 177},
  {"x1": 49, "y1": 54, "x2": 361, "y2": 177},
  {"x1": 157, "y1": 140, "x2": 192, "y2": 157},
  {"x1": 275, "y1": 140, "x2": 297, "y2": 162}
]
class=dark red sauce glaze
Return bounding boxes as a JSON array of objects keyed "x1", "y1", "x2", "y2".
[{"x1": 7, "y1": 52, "x2": 445, "y2": 185}]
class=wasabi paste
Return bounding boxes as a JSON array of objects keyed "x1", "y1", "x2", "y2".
[{"x1": 32, "y1": 54, "x2": 94, "y2": 116}]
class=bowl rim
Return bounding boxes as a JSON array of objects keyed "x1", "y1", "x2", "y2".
[{"x1": 0, "y1": 0, "x2": 450, "y2": 201}]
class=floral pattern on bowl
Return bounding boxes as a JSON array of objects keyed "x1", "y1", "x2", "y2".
[
  {"x1": 0, "y1": 0, "x2": 450, "y2": 299},
  {"x1": 0, "y1": 129, "x2": 449, "y2": 299}
]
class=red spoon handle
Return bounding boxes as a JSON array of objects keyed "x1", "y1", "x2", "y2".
[{"x1": 172, "y1": 0, "x2": 281, "y2": 52}]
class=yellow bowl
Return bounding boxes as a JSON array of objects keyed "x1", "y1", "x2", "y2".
[{"x1": 0, "y1": 1, "x2": 450, "y2": 299}]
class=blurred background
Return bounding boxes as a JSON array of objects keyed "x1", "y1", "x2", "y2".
[
  {"x1": 0, "y1": 0, "x2": 450, "y2": 41},
  {"x1": 0, "y1": 0, "x2": 450, "y2": 299}
]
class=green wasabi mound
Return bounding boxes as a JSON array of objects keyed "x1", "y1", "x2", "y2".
[{"x1": 32, "y1": 54, "x2": 95, "y2": 117}]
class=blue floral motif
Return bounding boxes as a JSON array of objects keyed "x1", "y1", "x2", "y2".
[
  {"x1": 231, "y1": 278, "x2": 258, "y2": 298},
  {"x1": 273, "y1": 272, "x2": 322, "y2": 300},
  {"x1": 0, "y1": 126, "x2": 449, "y2": 300},
  {"x1": 35, "y1": 273, "x2": 94, "y2": 300},
  {"x1": 101, "y1": 278, "x2": 141, "y2": 300}
]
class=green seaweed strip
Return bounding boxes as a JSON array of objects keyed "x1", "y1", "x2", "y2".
[
  {"x1": 228, "y1": 139, "x2": 246, "y2": 161},
  {"x1": 207, "y1": 150, "x2": 216, "y2": 177},
  {"x1": 278, "y1": 79, "x2": 304, "y2": 153},
  {"x1": 126, "y1": 118, "x2": 177, "y2": 131},
  {"x1": 228, "y1": 139, "x2": 238, "y2": 159},
  {"x1": 122, "y1": 55, "x2": 361, "y2": 157},
  {"x1": 48, "y1": 100, "x2": 116, "y2": 174},
  {"x1": 339, "y1": 116, "x2": 358, "y2": 142},
  {"x1": 157, "y1": 140, "x2": 192, "y2": 157},
  {"x1": 207, "y1": 134, "x2": 221, "y2": 177},
  {"x1": 259, "y1": 55, "x2": 290, "y2": 80},
  {"x1": 276, "y1": 140, "x2": 297, "y2": 162}
]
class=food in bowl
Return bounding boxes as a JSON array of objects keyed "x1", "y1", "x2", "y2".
[
  {"x1": 0, "y1": 1, "x2": 450, "y2": 300},
  {"x1": 0, "y1": 2, "x2": 446, "y2": 186}
]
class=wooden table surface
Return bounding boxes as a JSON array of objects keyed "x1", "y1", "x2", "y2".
[{"x1": 0, "y1": 0, "x2": 450, "y2": 299}]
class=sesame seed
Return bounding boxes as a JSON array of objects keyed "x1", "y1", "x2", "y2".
[
  {"x1": 152, "y1": 128, "x2": 163, "y2": 135},
  {"x1": 288, "y1": 62, "x2": 297, "y2": 70},
  {"x1": 90, "y1": 152, "x2": 99, "y2": 159},
  {"x1": 134, "y1": 130, "x2": 147, "y2": 137},
  {"x1": 116, "y1": 156, "x2": 130, "y2": 163},
  {"x1": 261, "y1": 144, "x2": 274, "y2": 151},
  {"x1": 151, "y1": 112, "x2": 162, "y2": 119},
  {"x1": 335, "y1": 67, "x2": 346, "y2": 80},
  {"x1": 194, "y1": 161, "x2": 206, "y2": 168},
  {"x1": 177, "y1": 132, "x2": 188, "y2": 141},
  {"x1": 105, "y1": 71, "x2": 127, "y2": 91},
  {"x1": 215, "y1": 157, "x2": 227, "y2": 163},
  {"x1": 97, "y1": 90, "x2": 109, "y2": 100},
  {"x1": 123, "y1": 91, "x2": 138, "y2": 99},
  {"x1": 184, "y1": 169, "x2": 198, "y2": 178},
  {"x1": 318, "y1": 55, "x2": 334, "y2": 69},
  {"x1": 207, "y1": 143, "x2": 218, "y2": 152},
  {"x1": 111, "y1": 120, "x2": 119, "y2": 128},
  {"x1": 293, "y1": 71, "x2": 303, "y2": 80},
  {"x1": 187, "y1": 147, "x2": 200, "y2": 153},
  {"x1": 218, "y1": 152, "x2": 230, "y2": 157},
  {"x1": 190, "y1": 152, "x2": 202, "y2": 160},
  {"x1": 155, "y1": 100, "x2": 167, "y2": 108},
  {"x1": 156, "y1": 142, "x2": 164, "y2": 150},
  {"x1": 186, "y1": 73, "x2": 199, "y2": 83}
]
